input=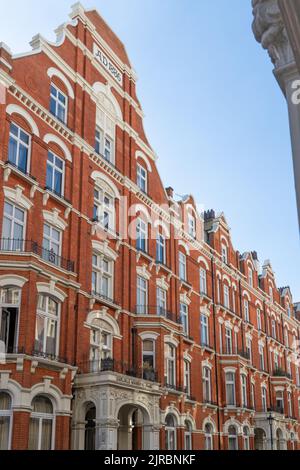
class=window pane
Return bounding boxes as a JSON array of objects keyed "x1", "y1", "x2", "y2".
[
  {"x1": 0, "y1": 416, "x2": 10, "y2": 450},
  {"x1": 8, "y1": 137, "x2": 17, "y2": 165},
  {"x1": 41, "y1": 419, "x2": 53, "y2": 450},
  {"x1": 28, "y1": 418, "x2": 39, "y2": 450}
]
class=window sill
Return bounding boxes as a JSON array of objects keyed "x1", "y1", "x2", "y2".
[{"x1": 44, "y1": 187, "x2": 72, "y2": 207}]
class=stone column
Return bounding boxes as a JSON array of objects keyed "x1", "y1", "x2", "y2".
[{"x1": 96, "y1": 419, "x2": 119, "y2": 450}]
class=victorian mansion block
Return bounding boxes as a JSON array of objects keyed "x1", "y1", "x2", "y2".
[{"x1": 0, "y1": 3, "x2": 299, "y2": 452}]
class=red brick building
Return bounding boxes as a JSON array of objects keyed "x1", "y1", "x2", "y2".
[{"x1": 0, "y1": 2, "x2": 299, "y2": 451}]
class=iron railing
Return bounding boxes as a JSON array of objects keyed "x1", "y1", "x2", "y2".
[
  {"x1": 92, "y1": 290, "x2": 115, "y2": 304},
  {"x1": 78, "y1": 358, "x2": 158, "y2": 383},
  {"x1": 272, "y1": 368, "x2": 292, "y2": 380},
  {"x1": 135, "y1": 305, "x2": 181, "y2": 324},
  {"x1": 0, "y1": 238, "x2": 75, "y2": 272}
]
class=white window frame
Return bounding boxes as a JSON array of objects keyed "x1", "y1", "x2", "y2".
[
  {"x1": 2, "y1": 201, "x2": 26, "y2": 252},
  {"x1": 259, "y1": 345, "x2": 265, "y2": 371},
  {"x1": 257, "y1": 308, "x2": 262, "y2": 331},
  {"x1": 94, "y1": 124, "x2": 115, "y2": 164},
  {"x1": 224, "y1": 284, "x2": 230, "y2": 309},
  {"x1": 92, "y1": 253, "x2": 114, "y2": 300},
  {"x1": 46, "y1": 151, "x2": 65, "y2": 197},
  {"x1": 50, "y1": 83, "x2": 68, "y2": 124},
  {"x1": 188, "y1": 214, "x2": 196, "y2": 238},
  {"x1": 136, "y1": 218, "x2": 148, "y2": 252},
  {"x1": 42, "y1": 223, "x2": 62, "y2": 267},
  {"x1": 93, "y1": 185, "x2": 115, "y2": 231},
  {"x1": 165, "y1": 343, "x2": 176, "y2": 387},
  {"x1": 261, "y1": 386, "x2": 267, "y2": 412},
  {"x1": 184, "y1": 360, "x2": 191, "y2": 395},
  {"x1": 200, "y1": 268, "x2": 207, "y2": 295},
  {"x1": 244, "y1": 298, "x2": 249, "y2": 322},
  {"x1": 225, "y1": 327, "x2": 233, "y2": 354},
  {"x1": 165, "y1": 415, "x2": 177, "y2": 450},
  {"x1": 35, "y1": 295, "x2": 60, "y2": 357},
  {"x1": 202, "y1": 366, "x2": 211, "y2": 402},
  {"x1": 8, "y1": 122, "x2": 31, "y2": 173},
  {"x1": 156, "y1": 233, "x2": 166, "y2": 264},
  {"x1": 225, "y1": 371, "x2": 236, "y2": 406},
  {"x1": 29, "y1": 398, "x2": 55, "y2": 450},
  {"x1": 200, "y1": 314, "x2": 209, "y2": 346},
  {"x1": 0, "y1": 392, "x2": 13, "y2": 450},
  {"x1": 137, "y1": 163, "x2": 147, "y2": 193},
  {"x1": 180, "y1": 303, "x2": 189, "y2": 336},
  {"x1": 136, "y1": 276, "x2": 148, "y2": 314},
  {"x1": 241, "y1": 374, "x2": 248, "y2": 408},
  {"x1": 221, "y1": 244, "x2": 228, "y2": 264},
  {"x1": 157, "y1": 287, "x2": 167, "y2": 315},
  {"x1": 179, "y1": 252, "x2": 187, "y2": 281},
  {"x1": 248, "y1": 267, "x2": 253, "y2": 287}
]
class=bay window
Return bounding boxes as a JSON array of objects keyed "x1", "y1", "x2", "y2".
[
  {"x1": 165, "y1": 343, "x2": 176, "y2": 387},
  {"x1": 0, "y1": 392, "x2": 12, "y2": 450},
  {"x1": 225, "y1": 371, "x2": 236, "y2": 406},
  {"x1": 34, "y1": 295, "x2": 59, "y2": 357},
  {"x1": 28, "y1": 396, "x2": 54, "y2": 450}
]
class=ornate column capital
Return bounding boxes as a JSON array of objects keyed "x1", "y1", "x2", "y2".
[{"x1": 252, "y1": 0, "x2": 294, "y2": 68}]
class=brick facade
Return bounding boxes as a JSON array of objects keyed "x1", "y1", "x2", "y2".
[{"x1": 0, "y1": 3, "x2": 299, "y2": 451}]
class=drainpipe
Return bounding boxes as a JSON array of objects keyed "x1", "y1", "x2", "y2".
[{"x1": 211, "y1": 255, "x2": 221, "y2": 450}]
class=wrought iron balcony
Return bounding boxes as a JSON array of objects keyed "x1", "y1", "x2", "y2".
[
  {"x1": 78, "y1": 358, "x2": 158, "y2": 383},
  {"x1": 0, "y1": 239, "x2": 75, "y2": 272},
  {"x1": 92, "y1": 290, "x2": 115, "y2": 305},
  {"x1": 272, "y1": 368, "x2": 292, "y2": 380},
  {"x1": 32, "y1": 349, "x2": 67, "y2": 364},
  {"x1": 135, "y1": 305, "x2": 181, "y2": 324}
]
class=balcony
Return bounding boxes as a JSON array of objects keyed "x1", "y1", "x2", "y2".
[
  {"x1": 267, "y1": 405, "x2": 284, "y2": 415},
  {"x1": 92, "y1": 290, "x2": 115, "y2": 306},
  {"x1": 78, "y1": 358, "x2": 158, "y2": 383},
  {"x1": 272, "y1": 368, "x2": 292, "y2": 380},
  {"x1": 32, "y1": 349, "x2": 67, "y2": 364},
  {"x1": 0, "y1": 238, "x2": 75, "y2": 272},
  {"x1": 135, "y1": 305, "x2": 181, "y2": 324}
]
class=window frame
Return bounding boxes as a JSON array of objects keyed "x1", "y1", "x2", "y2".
[
  {"x1": 8, "y1": 122, "x2": 31, "y2": 174},
  {"x1": 46, "y1": 151, "x2": 65, "y2": 198},
  {"x1": 1, "y1": 201, "x2": 26, "y2": 252},
  {"x1": 50, "y1": 83, "x2": 68, "y2": 125},
  {"x1": 137, "y1": 163, "x2": 148, "y2": 193}
]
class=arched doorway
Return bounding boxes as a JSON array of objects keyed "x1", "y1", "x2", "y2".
[
  {"x1": 254, "y1": 428, "x2": 266, "y2": 450},
  {"x1": 117, "y1": 404, "x2": 152, "y2": 450},
  {"x1": 84, "y1": 403, "x2": 96, "y2": 450}
]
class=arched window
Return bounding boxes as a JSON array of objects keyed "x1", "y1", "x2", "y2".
[
  {"x1": 137, "y1": 163, "x2": 148, "y2": 193},
  {"x1": 183, "y1": 360, "x2": 191, "y2": 396},
  {"x1": 202, "y1": 367, "x2": 211, "y2": 403},
  {"x1": 89, "y1": 319, "x2": 113, "y2": 373},
  {"x1": 284, "y1": 328, "x2": 289, "y2": 347},
  {"x1": 261, "y1": 386, "x2": 267, "y2": 412},
  {"x1": 276, "y1": 428, "x2": 283, "y2": 450},
  {"x1": 50, "y1": 83, "x2": 68, "y2": 124},
  {"x1": 28, "y1": 395, "x2": 54, "y2": 450},
  {"x1": 0, "y1": 392, "x2": 12, "y2": 450},
  {"x1": 85, "y1": 404, "x2": 96, "y2": 451},
  {"x1": 248, "y1": 268, "x2": 253, "y2": 287},
  {"x1": 34, "y1": 295, "x2": 59, "y2": 358},
  {"x1": 228, "y1": 425, "x2": 238, "y2": 450},
  {"x1": 271, "y1": 319, "x2": 276, "y2": 339},
  {"x1": 165, "y1": 344, "x2": 176, "y2": 388},
  {"x1": 221, "y1": 244, "x2": 228, "y2": 264},
  {"x1": 241, "y1": 375, "x2": 248, "y2": 408},
  {"x1": 243, "y1": 426, "x2": 250, "y2": 450},
  {"x1": 165, "y1": 414, "x2": 177, "y2": 450},
  {"x1": 184, "y1": 421, "x2": 192, "y2": 450},
  {"x1": 0, "y1": 287, "x2": 21, "y2": 353},
  {"x1": 223, "y1": 284, "x2": 230, "y2": 309},
  {"x1": 204, "y1": 423, "x2": 213, "y2": 450}
]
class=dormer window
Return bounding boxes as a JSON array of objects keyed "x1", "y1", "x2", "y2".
[
  {"x1": 221, "y1": 244, "x2": 228, "y2": 264},
  {"x1": 50, "y1": 83, "x2": 67, "y2": 124}
]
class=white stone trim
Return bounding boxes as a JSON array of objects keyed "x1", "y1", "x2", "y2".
[
  {"x1": 156, "y1": 277, "x2": 169, "y2": 291},
  {"x1": 36, "y1": 282, "x2": 67, "y2": 302},
  {"x1": 136, "y1": 265, "x2": 151, "y2": 281},
  {"x1": 91, "y1": 171, "x2": 121, "y2": 199},
  {"x1": 44, "y1": 133, "x2": 72, "y2": 162},
  {"x1": 138, "y1": 331, "x2": 160, "y2": 341},
  {"x1": 242, "y1": 290, "x2": 251, "y2": 301},
  {"x1": 47, "y1": 67, "x2": 75, "y2": 99},
  {"x1": 92, "y1": 82, "x2": 122, "y2": 120},
  {"x1": 197, "y1": 256, "x2": 210, "y2": 270},
  {"x1": 135, "y1": 151, "x2": 152, "y2": 172},
  {"x1": 178, "y1": 240, "x2": 190, "y2": 256},
  {"x1": 3, "y1": 186, "x2": 33, "y2": 211},
  {"x1": 92, "y1": 240, "x2": 118, "y2": 261},
  {"x1": 6, "y1": 104, "x2": 40, "y2": 137},
  {"x1": 164, "y1": 335, "x2": 179, "y2": 348},
  {"x1": 43, "y1": 209, "x2": 68, "y2": 231},
  {"x1": 0, "y1": 275, "x2": 28, "y2": 288},
  {"x1": 202, "y1": 417, "x2": 217, "y2": 433},
  {"x1": 86, "y1": 309, "x2": 121, "y2": 338}
]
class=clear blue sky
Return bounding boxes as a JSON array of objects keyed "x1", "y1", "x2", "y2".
[{"x1": 1, "y1": 0, "x2": 299, "y2": 300}]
